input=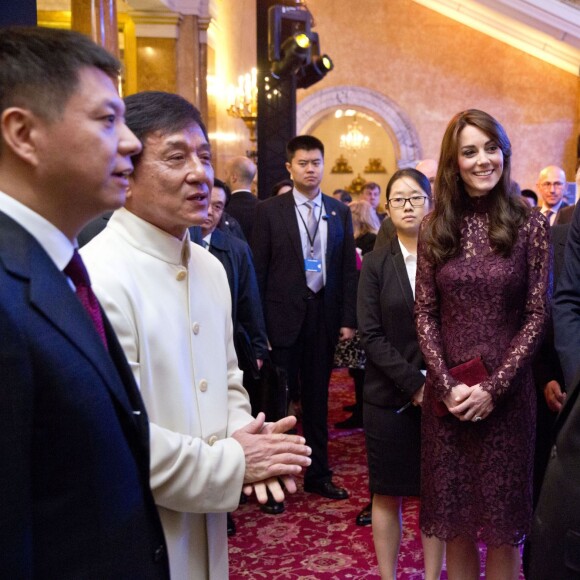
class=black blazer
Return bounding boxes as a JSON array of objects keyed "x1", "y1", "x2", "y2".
[
  {"x1": 194, "y1": 227, "x2": 269, "y2": 365},
  {"x1": 226, "y1": 190, "x2": 259, "y2": 241},
  {"x1": 357, "y1": 237, "x2": 425, "y2": 408},
  {"x1": 77, "y1": 211, "x2": 112, "y2": 247},
  {"x1": 532, "y1": 223, "x2": 569, "y2": 388},
  {"x1": 530, "y1": 204, "x2": 580, "y2": 579},
  {"x1": 554, "y1": 204, "x2": 580, "y2": 389},
  {"x1": 554, "y1": 202, "x2": 574, "y2": 226},
  {"x1": 252, "y1": 191, "x2": 357, "y2": 347},
  {"x1": 0, "y1": 213, "x2": 169, "y2": 579},
  {"x1": 530, "y1": 367, "x2": 580, "y2": 579}
]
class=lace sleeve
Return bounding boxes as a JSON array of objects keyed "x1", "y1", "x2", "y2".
[
  {"x1": 479, "y1": 211, "x2": 553, "y2": 403},
  {"x1": 414, "y1": 220, "x2": 459, "y2": 401}
]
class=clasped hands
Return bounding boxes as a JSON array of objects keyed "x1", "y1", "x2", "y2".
[
  {"x1": 444, "y1": 383, "x2": 494, "y2": 422},
  {"x1": 232, "y1": 412, "x2": 312, "y2": 504}
]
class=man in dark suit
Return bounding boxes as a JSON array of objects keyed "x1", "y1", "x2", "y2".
[
  {"x1": 530, "y1": 203, "x2": 580, "y2": 579},
  {"x1": 554, "y1": 165, "x2": 580, "y2": 226},
  {"x1": 0, "y1": 27, "x2": 169, "y2": 578},
  {"x1": 252, "y1": 135, "x2": 358, "y2": 502},
  {"x1": 537, "y1": 165, "x2": 569, "y2": 226},
  {"x1": 224, "y1": 155, "x2": 259, "y2": 240},
  {"x1": 523, "y1": 222, "x2": 569, "y2": 577},
  {"x1": 197, "y1": 178, "x2": 269, "y2": 410}
]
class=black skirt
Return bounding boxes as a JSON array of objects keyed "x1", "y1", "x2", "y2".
[{"x1": 364, "y1": 401, "x2": 421, "y2": 496}]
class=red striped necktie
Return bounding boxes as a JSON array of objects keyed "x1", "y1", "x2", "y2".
[{"x1": 64, "y1": 249, "x2": 108, "y2": 349}]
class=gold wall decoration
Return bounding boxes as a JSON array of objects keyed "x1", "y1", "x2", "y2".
[
  {"x1": 364, "y1": 158, "x2": 387, "y2": 173},
  {"x1": 226, "y1": 68, "x2": 258, "y2": 162},
  {"x1": 330, "y1": 154, "x2": 353, "y2": 174},
  {"x1": 345, "y1": 173, "x2": 366, "y2": 194},
  {"x1": 37, "y1": 11, "x2": 137, "y2": 96}
]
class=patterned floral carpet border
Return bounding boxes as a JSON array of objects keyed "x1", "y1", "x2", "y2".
[{"x1": 228, "y1": 369, "x2": 525, "y2": 579}]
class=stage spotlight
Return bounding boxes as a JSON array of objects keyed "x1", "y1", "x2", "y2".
[
  {"x1": 270, "y1": 32, "x2": 311, "y2": 79},
  {"x1": 296, "y1": 54, "x2": 333, "y2": 88}
]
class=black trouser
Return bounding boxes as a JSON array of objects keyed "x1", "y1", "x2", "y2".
[{"x1": 270, "y1": 291, "x2": 335, "y2": 485}]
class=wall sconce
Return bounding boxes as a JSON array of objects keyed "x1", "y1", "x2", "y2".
[{"x1": 226, "y1": 68, "x2": 258, "y2": 161}]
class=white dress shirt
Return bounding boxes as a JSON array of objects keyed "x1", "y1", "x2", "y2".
[
  {"x1": 398, "y1": 238, "x2": 417, "y2": 299},
  {"x1": 0, "y1": 191, "x2": 74, "y2": 270}
]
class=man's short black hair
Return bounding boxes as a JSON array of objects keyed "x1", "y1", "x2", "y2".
[
  {"x1": 0, "y1": 26, "x2": 120, "y2": 124},
  {"x1": 213, "y1": 177, "x2": 232, "y2": 205},
  {"x1": 286, "y1": 135, "x2": 324, "y2": 162}
]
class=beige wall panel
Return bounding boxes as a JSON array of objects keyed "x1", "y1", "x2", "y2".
[
  {"x1": 298, "y1": 0, "x2": 579, "y2": 190},
  {"x1": 136, "y1": 37, "x2": 177, "y2": 94}
]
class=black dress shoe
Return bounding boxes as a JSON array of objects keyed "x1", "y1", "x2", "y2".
[
  {"x1": 227, "y1": 513, "x2": 236, "y2": 536},
  {"x1": 355, "y1": 502, "x2": 372, "y2": 526},
  {"x1": 334, "y1": 414, "x2": 363, "y2": 429},
  {"x1": 304, "y1": 480, "x2": 349, "y2": 500},
  {"x1": 259, "y1": 498, "x2": 285, "y2": 514}
]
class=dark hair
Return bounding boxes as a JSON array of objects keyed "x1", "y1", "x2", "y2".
[
  {"x1": 423, "y1": 109, "x2": 528, "y2": 263},
  {"x1": 124, "y1": 91, "x2": 208, "y2": 167},
  {"x1": 286, "y1": 135, "x2": 324, "y2": 162},
  {"x1": 271, "y1": 179, "x2": 293, "y2": 197},
  {"x1": 333, "y1": 189, "x2": 352, "y2": 203},
  {"x1": 213, "y1": 177, "x2": 232, "y2": 205},
  {"x1": 521, "y1": 189, "x2": 538, "y2": 205},
  {"x1": 386, "y1": 168, "x2": 432, "y2": 201},
  {"x1": 0, "y1": 26, "x2": 120, "y2": 123},
  {"x1": 362, "y1": 181, "x2": 381, "y2": 193}
]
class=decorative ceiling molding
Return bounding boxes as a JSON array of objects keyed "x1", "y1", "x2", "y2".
[
  {"x1": 126, "y1": 0, "x2": 210, "y2": 16},
  {"x1": 412, "y1": 0, "x2": 580, "y2": 75}
]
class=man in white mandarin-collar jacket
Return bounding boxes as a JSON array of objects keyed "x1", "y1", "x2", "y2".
[{"x1": 82, "y1": 92, "x2": 311, "y2": 580}]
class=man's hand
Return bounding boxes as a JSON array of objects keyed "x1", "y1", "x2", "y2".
[
  {"x1": 544, "y1": 380, "x2": 566, "y2": 413},
  {"x1": 411, "y1": 384, "x2": 425, "y2": 407},
  {"x1": 232, "y1": 413, "x2": 311, "y2": 492},
  {"x1": 339, "y1": 327, "x2": 356, "y2": 342},
  {"x1": 243, "y1": 475, "x2": 298, "y2": 504}
]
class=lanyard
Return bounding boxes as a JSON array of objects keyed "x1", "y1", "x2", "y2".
[{"x1": 295, "y1": 200, "x2": 323, "y2": 258}]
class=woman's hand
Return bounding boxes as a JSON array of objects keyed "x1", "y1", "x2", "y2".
[
  {"x1": 443, "y1": 383, "x2": 472, "y2": 410},
  {"x1": 447, "y1": 384, "x2": 493, "y2": 421}
]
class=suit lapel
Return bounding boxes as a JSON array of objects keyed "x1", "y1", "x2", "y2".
[
  {"x1": 29, "y1": 250, "x2": 136, "y2": 416},
  {"x1": 0, "y1": 215, "x2": 136, "y2": 421},
  {"x1": 280, "y1": 192, "x2": 305, "y2": 265},
  {"x1": 323, "y1": 195, "x2": 337, "y2": 266},
  {"x1": 391, "y1": 236, "x2": 415, "y2": 317}
]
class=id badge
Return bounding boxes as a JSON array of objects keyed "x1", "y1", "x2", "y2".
[{"x1": 304, "y1": 258, "x2": 322, "y2": 272}]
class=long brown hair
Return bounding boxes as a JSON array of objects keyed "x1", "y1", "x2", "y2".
[
  {"x1": 422, "y1": 109, "x2": 529, "y2": 264},
  {"x1": 349, "y1": 200, "x2": 380, "y2": 237}
]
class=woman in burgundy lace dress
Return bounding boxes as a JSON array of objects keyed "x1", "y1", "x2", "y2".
[{"x1": 415, "y1": 110, "x2": 551, "y2": 579}]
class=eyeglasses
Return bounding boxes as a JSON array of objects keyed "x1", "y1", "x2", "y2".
[
  {"x1": 387, "y1": 195, "x2": 428, "y2": 209},
  {"x1": 539, "y1": 181, "x2": 564, "y2": 190}
]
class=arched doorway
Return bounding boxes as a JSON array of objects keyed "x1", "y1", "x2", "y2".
[
  {"x1": 297, "y1": 85, "x2": 422, "y2": 168},
  {"x1": 296, "y1": 86, "x2": 422, "y2": 198}
]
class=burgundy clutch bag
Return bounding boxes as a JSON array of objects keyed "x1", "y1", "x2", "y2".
[{"x1": 434, "y1": 356, "x2": 489, "y2": 417}]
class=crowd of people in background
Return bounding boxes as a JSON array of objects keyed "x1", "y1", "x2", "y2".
[{"x1": 2, "y1": 25, "x2": 580, "y2": 580}]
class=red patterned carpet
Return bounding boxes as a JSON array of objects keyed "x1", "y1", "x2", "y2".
[{"x1": 228, "y1": 368, "x2": 525, "y2": 579}]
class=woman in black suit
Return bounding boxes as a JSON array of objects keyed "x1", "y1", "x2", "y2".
[{"x1": 358, "y1": 169, "x2": 444, "y2": 579}]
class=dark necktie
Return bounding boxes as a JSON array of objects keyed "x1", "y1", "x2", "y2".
[
  {"x1": 64, "y1": 249, "x2": 108, "y2": 349},
  {"x1": 304, "y1": 201, "x2": 323, "y2": 293}
]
